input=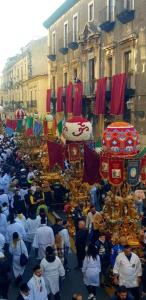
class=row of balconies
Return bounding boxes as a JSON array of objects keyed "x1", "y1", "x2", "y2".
[
  {"x1": 51, "y1": 74, "x2": 135, "y2": 100},
  {"x1": 48, "y1": 0, "x2": 135, "y2": 61}
]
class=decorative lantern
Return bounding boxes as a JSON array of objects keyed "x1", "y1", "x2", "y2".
[
  {"x1": 15, "y1": 109, "x2": 25, "y2": 119},
  {"x1": 63, "y1": 116, "x2": 93, "y2": 142},
  {"x1": 102, "y1": 122, "x2": 140, "y2": 157}
]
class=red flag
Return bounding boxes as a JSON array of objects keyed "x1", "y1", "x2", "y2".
[
  {"x1": 46, "y1": 89, "x2": 51, "y2": 113},
  {"x1": 47, "y1": 141, "x2": 64, "y2": 170},
  {"x1": 6, "y1": 118, "x2": 17, "y2": 130},
  {"x1": 110, "y1": 73, "x2": 126, "y2": 115},
  {"x1": 109, "y1": 158, "x2": 124, "y2": 186},
  {"x1": 73, "y1": 82, "x2": 83, "y2": 116},
  {"x1": 83, "y1": 144, "x2": 101, "y2": 185},
  {"x1": 57, "y1": 87, "x2": 63, "y2": 112},
  {"x1": 95, "y1": 77, "x2": 107, "y2": 115},
  {"x1": 66, "y1": 82, "x2": 73, "y2": 113}
]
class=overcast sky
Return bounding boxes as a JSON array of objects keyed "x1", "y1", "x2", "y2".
[{"x1": 0, "y1": 0, "x2": 64, "y2": 74}]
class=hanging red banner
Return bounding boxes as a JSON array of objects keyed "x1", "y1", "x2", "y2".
[
  {"x1": 109, "y1": 158, "x2": 124, "y2": 186},
  {"x1": 100, "y1": 155, "x2": 109, "y2": 180},
  {"x1": 141, "y1": 156, "x2": 146, "y2": 184},
  {"x1": 68, "y1": 143, "x2": 80, "y2": 163}
]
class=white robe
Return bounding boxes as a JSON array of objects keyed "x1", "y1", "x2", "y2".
[
  {"x1": 113, "y1": 252, "x2": 142, "y2": 288},
  {"x1": 25, "y1": 217, "x2": 40, "y2": 243},
  {"x1": 33, "y1": 225, "x2": 55, "y2": 260},
  {"x1": 9, "y1": 239, "x2": 28, "y2": 278},
  {"x1": 82, "y1": 255, "x2": 101, "y2": 286},
  {"x1": 28, "y1": 275, "x2": 47, "y2": 300},
  {"x1": 0, "y1": 193, "x2": 9, "y2": 206},
  {"x1": 0, "y1": 213, "x2": 8, "y2": 237},
  {"x1": 6, "y1": 222, "x2": 26, "y2": 243},
  {"x1": 40, "y1": 257, "x2": 65, "y2": 295},
  {"x1": 0, "y1": 232, "x2": 5, "y2": 252}
]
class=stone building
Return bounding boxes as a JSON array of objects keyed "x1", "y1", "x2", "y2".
[
  {"x1": 44, "y1": 0, "x2": 146, "y2": 144},
  {"x1": 2, "y1": 36, "x2": 48, "y2": 114}
]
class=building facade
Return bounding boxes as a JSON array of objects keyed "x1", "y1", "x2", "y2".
[
  {"x1": 2, "y1": 36, "x2": 48, "y2": 114},
  {"x1": 44, "y1": 0, "x2": 146, "y2": 144}
]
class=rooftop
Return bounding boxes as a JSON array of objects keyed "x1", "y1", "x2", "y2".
[{"x1": 43, "y1": 0, "x2": 78, "y2": 29}]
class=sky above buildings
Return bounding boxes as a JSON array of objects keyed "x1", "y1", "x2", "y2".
[{"x1": 0, "y1": 0, "x2": 64, "y2": 74}]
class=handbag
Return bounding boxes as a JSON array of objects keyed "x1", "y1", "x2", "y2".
[{"x1": 20, "y1": 240, "x2": 28, "y2": 267}]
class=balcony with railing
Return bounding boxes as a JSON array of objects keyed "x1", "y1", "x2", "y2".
[
  {"x1": 68, "y1": 31, "x2": 79, "y2": 51},
  {"x1": 47, "y1": 47, "x2": 56, "y2": 62},
  {"x1": 105, "y1": 74, "x2": 135, "y2": 100},
  {"x1": 99, "y1": 5, "x2": 116, "y2": 32},
  {"x1": 117, "y1": 0, "x2": 135, "y2": 24},
  {"x1": 59, "y1": 38, "x2": 68, "y2": 55}
]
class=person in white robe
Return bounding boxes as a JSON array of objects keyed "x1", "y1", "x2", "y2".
[
  {"x1": 25, "y1": 213, "x2": 40, "y2": 254},
  {"x1": 28, "y1": 265, "x2": 47, "y2": 300},
  {"x1": 82, "y1": 244, "x2": 101, "y2": 300},
  {"x1": 0, "y1": 232, "x2": 5, "y2": 253},
  {"x1": 9, "y1": 232, "x2": 28, "y2": 281},
  {"x1": 0, "y1": 209, "x2": 8, "y2": 237},
  {"x1": 40, "y1": 246, "x2": 65, "y2": 299},
  {"x1": 0, "y1": 189, "x2": 9, "y2": 207},
  {"x1": 113, "y1": 245, "x2": 142, "y2": 300},
  {"x1": 15, "y1": 213, "x2": 27, "y2": 229},
  {"x1": 2, "y1": 172, "x2": 11, "y2": 193},
  {"x1": 6, "y1": 214, "x2": 26, "y2": 244},
  {"x1": 33, "y1": 217, "x2": 54, "y2": 260}
]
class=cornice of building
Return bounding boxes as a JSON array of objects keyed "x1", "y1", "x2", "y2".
[{"x1": 43, "y1": 0, "x2": 79, "y2": 29}]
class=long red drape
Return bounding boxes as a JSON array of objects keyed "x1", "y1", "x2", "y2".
[
  {"x1": 66, "y1": 82, "x2": 73, "y2": 113},
  {"x1": 94, "y1": 77, "x2": 107, "y2": 115},
  {"x1": 57, "y1": 87, "x2": 63, "y2": 112},
  {"x1": 110, "y1": 73, "x2": 126, "y2": 115},
  {"x1": 47, "y1": 141, "x2": 64, "y2": 170},
  {"x1": 46, "y1": 89, "x2": 51, "y2": 113},
  {"x1": 83, "y1": 144, "x2": 101, "y2": 185},
  {"x1": 73, "y1": 82, "x2": 83, "y2": 116}
]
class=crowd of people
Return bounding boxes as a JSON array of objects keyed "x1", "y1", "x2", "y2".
[{"x1": 0, "y1": 133, "x2": 145, "y2": 300}]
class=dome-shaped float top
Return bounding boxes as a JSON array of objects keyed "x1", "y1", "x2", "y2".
[
  {"x1": 15, "y1": 109, "x2": 25, "y2": 119},
  {"x1": 102, "y1": 122, "x2": 140, "y2": 157},
  {"x1": 63, "y1": 116, "x2": 93, "y2": 142}
]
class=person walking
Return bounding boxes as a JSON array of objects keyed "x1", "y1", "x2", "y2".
[
  {"x1": 59, "y1": 220, "x2": 70, "y2": 271},
  {"x1": 82, "y1": 244, "x2": 101, "y2": 300},
  {"x1": 113, "y1": 245, "x2": 142, "y2": 300},
  {"x1": 0, "y1": 252, "x2": 10, "y2": 299},
  {"x1": 33, "y1": 216, "x2": 55, "y2": 260},
  {"x1": 75, "y1": 220, "x2": 88, "y2": 269},
  {"x1": 40, "y1": 246, "x2": 65, "y2": 300},
  {"x1": 6, "y1": 214, "x2": 26, "y2": 244},
  {"x1": 17, "y1": 283, "x2": 30, "y2": 300},
  {"x1": 9, "y1": 232, "x2": 28, "y2": 286},
  {"x1": 28, "y1": 265, "x2": 47, "y2": 300},
  {"x1": 110, "y1": 286, "x2": 134, "y2": 300}
]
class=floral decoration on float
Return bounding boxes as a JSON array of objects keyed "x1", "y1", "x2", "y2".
[
  {"x1": 63, "y1": 116, "x2": 93, "y2": 142},
  {"x1": 102, "y1": 121, "x2": 140, "y2": 157}
]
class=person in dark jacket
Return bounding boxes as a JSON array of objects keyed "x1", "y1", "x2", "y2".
[
  {"x1": 142, "y1": 254, "x2": 146, "y2": 299},
  {"x1": 95, "y1": 232, "x2": 111, "y2": 286},
  {"x1": 110, "y1": 285, "x2": 134, "y2": 300},
  {"x1": 52, "y1": 218, "x2": 63, "y2": 236},
  {"x1": 17, "y1": 282, "x2": 30, "y2": 300},
  {"x1": 72, "y1": 202, "x2": 85, "y2": 232},
  {"x1": 75, "y1": 220, "x2": 88, "y2": 268},
  {"x1": 0, "y1": 252, "x2": 10, "y2": 299}
]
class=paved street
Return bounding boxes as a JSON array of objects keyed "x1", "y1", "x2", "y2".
[{"x1": 9, "y1": 251, "x2": 109, "y2": 300}]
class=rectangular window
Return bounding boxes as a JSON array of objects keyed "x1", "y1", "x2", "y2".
[
  {"x1": 124, "y1": 0, "x2": 134, "y2": 10},
  {"x1": 107, "y1": 56, "x2": 113, "y2": 77},
  {"x1": 107, "y1": 0, "x2": 115, "y2": 22},
  {"x1": 88, "y1": 1, "x2": 94, "y2": 22},
  {"x1": 64, "y1": 22, "x2": 68, "y2": 48},
  {"x1": 64, "y1": 73, "x2": 68, "y2": 87},
  {"x1": 52, "y1": 76, "x2": 56, "y2": 98},
  {"x1": 52, "y1": 31, "x2": 56, "y2": 54},
  {"x1": 124, "y1": 50, "x2": 132, "y2": 73},
  {"x1": 73, "y1": 14, "x2": 78, "y2": 42},
  {"x1": 89, "y1": 58, "x2": 95, "y2": 94}
]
